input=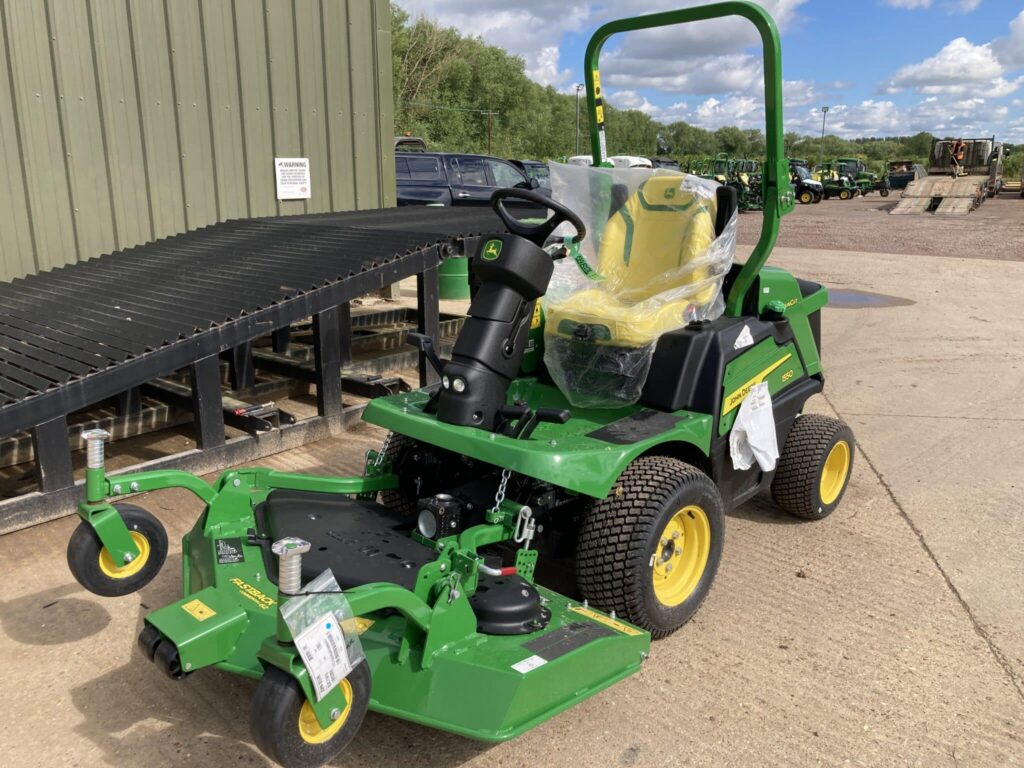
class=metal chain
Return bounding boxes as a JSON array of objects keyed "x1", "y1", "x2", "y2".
[
  {"x1": 373, "y1": 431, "x2": 394, "y2": 468},
  {"x1": 490, "y1": 468, "x2": 511, "y2": 513}
]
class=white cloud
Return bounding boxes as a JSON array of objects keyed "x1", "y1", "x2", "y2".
[
  {"x1": 880, "y1": 0, "x2": 983, "y2": 11},
  {"x1": 881, "y1": 0, "x2": 932, "y2": 8},
  {"x1": 526, "y1": 46, "x2": 574, "y2": 88},
  {"x1": 992, "y1": 10, "x2": 1024, "y2": 69},
  {"x1": 882, "y1": 37, "x2": 1023, "y2": 97}
]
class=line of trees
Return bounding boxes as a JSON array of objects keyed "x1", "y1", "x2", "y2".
[{"x1": 390, "y1": 6, "x2": 1021, "y2": 178}]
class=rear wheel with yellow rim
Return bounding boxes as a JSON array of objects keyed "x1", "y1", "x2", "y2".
[
  {"x1": 66, "y1": 504, "x2": 168, "y2": 597},
  {"x1": 771, "y1": 414, "x2": 855, "y2": 520},
  {"x1": 251, "y1": 662, "x2": 370, "y2": 768},
  {"x1": 576, "y1": 456, "x2": 724, "y2": 639}
]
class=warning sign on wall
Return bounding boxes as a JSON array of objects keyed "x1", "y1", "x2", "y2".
[{"x1": 275, "y1": 157, "x2": 311, "y2": 200}]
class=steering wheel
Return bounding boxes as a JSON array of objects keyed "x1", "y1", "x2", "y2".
[{"x1": 490, "y1": 188, "x2": 586, "y2": 247}]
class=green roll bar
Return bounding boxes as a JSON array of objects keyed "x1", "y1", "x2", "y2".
[{"x1": 584, "y1": 0, "x2": 794, "y2": 317}]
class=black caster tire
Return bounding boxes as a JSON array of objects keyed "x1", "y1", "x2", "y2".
[
  {"x1": 67, "y1": 504, "x2": 167, "y2": 597},
  {"x1": 771, "y1": 414, "x2": 855, "y2": 520},
  {"x1": 880, "y1": 188, "x2": 889, "y2": 197},
  {"x1": 376, "y1": 433, "x2": 420, "y2": 515},
  {"x1": 576, "y1": 456, "x2": 725, "y2": 639},
  {"x1": 251, "y1": 663, "x2": 371, "y2": 768}
]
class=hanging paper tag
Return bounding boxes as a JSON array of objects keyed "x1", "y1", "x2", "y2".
[{"x1": 281, "y1": 570, "x2": 365, "y2": 701}]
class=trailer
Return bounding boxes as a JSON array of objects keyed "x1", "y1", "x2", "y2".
[{"x1": 891, "y1": 137, "x2": 1004, "y2": 215}]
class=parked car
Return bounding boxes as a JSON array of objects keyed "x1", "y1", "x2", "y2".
[
  {"x1": 789, "y1": 164, "x2": 823, "y2": 204},
  {"x1": 395, "y1": 152, "x2": 543, "y2": 208},
  {"x1": 567, "y1": 155, "x2": 594, "y2": 166},
  {"x1": 394, "y1": 136, "x2": 428, "y2": 152},
  {"x1": 648, "y1": 157, "x2": 681, "y2": 170}
]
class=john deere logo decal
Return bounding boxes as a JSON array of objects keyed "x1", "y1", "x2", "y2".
[
  {"x1": 664, "y1": 187, "x2": 677, "y2": 199},
  {"x1": 483, "y1": 239, "x2": 503, "y2": 260}
]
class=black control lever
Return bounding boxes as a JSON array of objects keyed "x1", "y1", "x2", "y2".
[
  {"x1": 407, "y1": 332, "x2": 444, "y2": 376},
  {"x1": 496, "y1": 405, "x2": 571, "y2": 441}
]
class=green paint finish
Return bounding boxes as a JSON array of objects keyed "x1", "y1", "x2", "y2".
[
  {"x1": 360, "y1": 588, "x2": 647, "y2": 741},
  {"x1": 89, "y1": 452, "x2": 649, "y2": 739},
  {"x1": 583, "y1": 1, "x2": 792, "y2": 320},
  {"x1": 363, "y1": 380, "x2": 713, "y2": 500},
  {"x1": 757, "y1": 266, "x2": 827, "y2": 376},
  {"x1": 718, "y1": 338, "x2": 806, "y2": 435}
]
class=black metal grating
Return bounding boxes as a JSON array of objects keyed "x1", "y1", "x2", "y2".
[{"x1": 0, "y1": 206, "x2": 503, "y2": 435}]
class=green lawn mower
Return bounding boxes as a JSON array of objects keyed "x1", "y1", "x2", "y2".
[
  {"x1": 836, "y1": 157, "x2": 890, "y2": 197},
  {"x1": 65, "y1": 4, "x2": 854, "y2": 767},
  {"x1": 815, "y1": 161, "x2": 860, "y2": 200}
]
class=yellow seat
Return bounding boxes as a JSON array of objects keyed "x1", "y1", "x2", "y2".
[{"x1": 544, "y1": 175, "x2": 719, "y2": 348}]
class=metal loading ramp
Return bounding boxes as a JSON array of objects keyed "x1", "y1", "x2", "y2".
[
  {"x1": 0, "y1": 206, "x2": 504, "y2": 531},
  {"x1": 890, "y1": 176, "x2": 986, "y2": 215}
]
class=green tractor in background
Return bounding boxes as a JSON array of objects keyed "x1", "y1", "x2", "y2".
[
  {"x1": 63, "y1": 4, "x2": 855, "y2": 767},
  {"x1": 814, "y1": 160, "x2": 861, "y2": 200},
  {"x1": 836, "y1": 157, "x2": 890, "y2": 197},
  {"x1": 729, "y1": 158, "x2": 764, "y2": 211}
]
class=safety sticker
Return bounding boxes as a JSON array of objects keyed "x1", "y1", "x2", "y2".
[
  {"x1": 182, "y1": 599, "x2": 216, "y2": 622},
  {"x1": 530, "y1": 301, "x2": 543, "y2": 329},
  {"x1": 511, "y1": 654, "x2": 547, "y2": 674},
  {"x1": 569, "y1": 605, "x2": 643, "y2": 636},
  {"x1": 215, "y1": 537, "x2": 244, "y2": 564},
  {"x1": 294, "y1": 613, "x2": 355, "y2": 701},
  {"x1": 733, "y1": 325, "x2": 754, "y2": 350}
]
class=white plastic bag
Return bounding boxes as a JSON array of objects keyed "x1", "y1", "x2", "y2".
[
  {"x1": 729, "y1": 382, "x2": 779, "y2": 472},
  {"x1": 542, "y1": 163, "x2": 736, "y2": 409}
]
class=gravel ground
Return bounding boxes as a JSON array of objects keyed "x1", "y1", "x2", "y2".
[{"x1": 737, "y1": 189, "x2": 1024, "y2": 260}]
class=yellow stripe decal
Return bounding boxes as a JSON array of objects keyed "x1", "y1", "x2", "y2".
[
  {"x1": 569, "y1": 605, "x2": 643, "y2": 636},
  {"x1": 722, "y1": 353, "x2": 792, "y2": 415}
]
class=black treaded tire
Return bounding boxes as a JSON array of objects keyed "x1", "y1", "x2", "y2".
[
  {"x1": 772, "y1": 414, "x2": 855, "y2": 520},
  {"x1": 251, "y1": 662, "x2": 371, "y2": 768},
  {"x1": 576, "y1": 456, "x2": 725, "y2": 640},
  {"x1": 67, "y1": 503, "x2": 168, "y2": 597},
  {"x1": 838, "y1": 188, "x2": 851, "y2": 200},
  {"x1": 376, "y1": 432, "x2": 419, "y2": 515},
  {"x1": 798, "y1": 190, "x2": 813, "y2": 205}
]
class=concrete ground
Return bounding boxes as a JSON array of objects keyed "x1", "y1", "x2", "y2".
[{"x1": 2, "y1": 234, "x2": 1024, "y2": 766}]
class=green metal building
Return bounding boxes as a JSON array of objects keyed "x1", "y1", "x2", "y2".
[{"x1": 0, "y1": 0, "x2": 395, "y2": 283}]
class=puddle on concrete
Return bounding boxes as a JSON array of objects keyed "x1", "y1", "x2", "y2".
[{"x1": 828, "y1": 288, "x2": 915, "y2": 309}]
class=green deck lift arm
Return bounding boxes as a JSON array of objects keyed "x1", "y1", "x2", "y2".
[{"x1": 584, "y1": 0, "x2": 793, "y2": 317}]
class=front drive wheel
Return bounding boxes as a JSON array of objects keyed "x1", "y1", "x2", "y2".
[
  {"x1": 771, "y1": 414, "x2": 855, "y2": 520},
  {"x1": 839, "y1": 188, "x2": 852, "y2": 200},
  {"x1": 67, "y1": 504, "x2": 168, "y2": 597},
  {"x1": 576, "y1": 456, "x2": 724, "y2": 639},
  {"x1": 251, "y1": 663, "x2": 371, "y2": 768},
  {"x1": 798, "y1": 190, "x2": 813, "y2": 205}
]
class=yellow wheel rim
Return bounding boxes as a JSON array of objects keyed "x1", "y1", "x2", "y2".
[
  {"x1": 651, "y1": 505, "x2": 711, "y2": 607},
  {"x1": 298, "y1": 678, "x2": 353, "y2": 745},
  {"x1": 800, "y1": 191, "x2": 812, "y2": 204},
  {"x1": 819, "y1": 440, "x2": 851, "y2": 505},
  {"x1": 97, "y1": 531, "x2": 150, "y2": 579}
]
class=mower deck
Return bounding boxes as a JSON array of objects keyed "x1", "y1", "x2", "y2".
[{"x1": 360, "y1": 588, "x2": 647, "y2": 741}]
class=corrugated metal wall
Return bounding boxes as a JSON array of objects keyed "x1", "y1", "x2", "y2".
[{"x1": 0, "y1": 0, "x2": 395, "y2": 282}]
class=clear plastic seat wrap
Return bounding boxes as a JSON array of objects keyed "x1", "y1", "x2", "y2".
[{"x1": 543, "y1": 163, "x2": 736, "y2": 408}]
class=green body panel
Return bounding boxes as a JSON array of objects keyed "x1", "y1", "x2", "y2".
[
  {"x1": 360, "y1": 589, "x2": 646, "y2": 741},
  {"x1": 718, "y1": 338, "x2": 805, "y2": 435},
  {"x1": 363, "y1": 379, "x2": 713, "y2": 500},
  {"x1": 757, "y1": 266, "x2": 827, "y2": 376},
  {"x1": 89, "y1": 461, "x2": 650, "y2": 738}
]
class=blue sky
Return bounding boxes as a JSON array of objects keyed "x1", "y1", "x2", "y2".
[{"x1": 394, "y1": 0, "x2": 1024, "y2": 142}]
